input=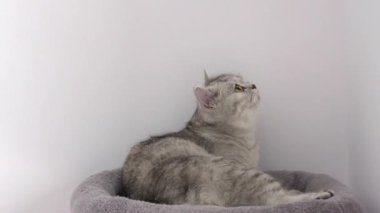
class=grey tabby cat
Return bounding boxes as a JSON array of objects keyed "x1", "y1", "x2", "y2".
[{"x1": 122, "y1": 73, "x2": 334, "y2": 206}]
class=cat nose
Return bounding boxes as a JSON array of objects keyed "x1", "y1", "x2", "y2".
[{"x1": 251, "y1": 84, "x2": 257, "y2": 90}]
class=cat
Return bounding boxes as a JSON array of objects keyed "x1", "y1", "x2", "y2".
[{"x1": 122, "y1": 72, "x2": 334, "y2": 206}]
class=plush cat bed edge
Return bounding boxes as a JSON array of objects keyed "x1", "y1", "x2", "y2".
[{"x1": 71, "y1": 169, "x2": 363, "y2": 213}]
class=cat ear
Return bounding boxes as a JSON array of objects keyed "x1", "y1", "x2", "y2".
[
  {"x1": 204, "y1": 70, "x2": 209, "y2": 86},
  {"x1": 194, "y1": 86, "x2": 218, "y2": 109}
]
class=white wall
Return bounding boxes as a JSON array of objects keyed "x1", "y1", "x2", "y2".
[
  {"x1": 0, "y1": 0, "x2": 370, "y2": 212},
  {"x1": 346, "y1": 1, "x2": 380, "y2": 213}
]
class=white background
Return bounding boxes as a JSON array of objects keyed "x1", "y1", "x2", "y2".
[
  {"x1": 0, "y1": 0, "x2": 378, "y2": 212},
  {"x1": 346, "y1": 1, "x2": 380, "y2": 213}
]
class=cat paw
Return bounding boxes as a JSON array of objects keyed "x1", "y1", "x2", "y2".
[{"x1": 315, "y1": 190, "x2": 335, "y2": 200}]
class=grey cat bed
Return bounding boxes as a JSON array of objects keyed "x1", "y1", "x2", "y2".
[{"x1": 71, "y1": 169, "x2": 363, "y2": 213}]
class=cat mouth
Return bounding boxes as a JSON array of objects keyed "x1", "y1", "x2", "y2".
[
  {"x1": 250, "y1": 89, "x2": 260, "y2": 104},
  {"x1": 247, "y1": 84, "x2": 258, "y2": 102}
]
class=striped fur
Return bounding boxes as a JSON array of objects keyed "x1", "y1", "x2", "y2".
[{"x1": 122, "y1": 73, "x2": 333, "y2": 206}]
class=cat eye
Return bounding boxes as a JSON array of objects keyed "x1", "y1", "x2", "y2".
[{"x1": 234, "y1": 84, "x2": 245, "y2": 92}]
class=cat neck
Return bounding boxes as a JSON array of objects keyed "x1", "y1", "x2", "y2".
[{"x1": 187, "y1": 110, "x2": 257, "y2": 144}]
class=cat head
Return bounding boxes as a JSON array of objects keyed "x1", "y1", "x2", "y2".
[{"x1": 193, "y1": 72, "x2": 260, "y2": 129}]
